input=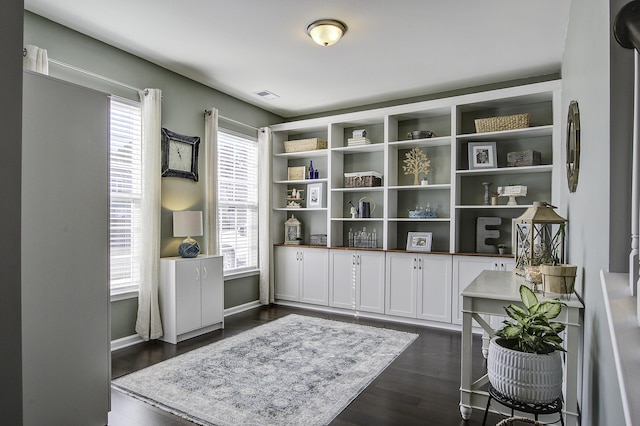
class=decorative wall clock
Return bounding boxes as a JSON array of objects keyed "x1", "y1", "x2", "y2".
[
  {"x1": 566, "y1": 101, "x2": 580, "y2": 192},
  {"x1": 161, "y1": 128, "x2": 200, "y2": 181}
]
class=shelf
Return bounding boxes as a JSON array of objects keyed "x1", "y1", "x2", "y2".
[
  {"x1": 274, "y1": 149, "x2": 328, "y2": 159},
  {"x1": 274, "y1": 178, "x2": 329, "y2": 185},
  {"x1": 388, "y1": 136, "x2": 452, "y2": 148},
  {"x1": 456, "y1": 125, "x2": 553, "y2": 141},
  {"x1": 455, "y1": 204, "x2": 531, "y2": 209},
  {"x1": 331, "y1": 218, "x2": 384, "y2": 222},
  {"x1": 332, "y1": 187, "x2": 384, "y2": 193},
  {"x1": 274, "y1": 207, "x2": 327, "y2": 212},
  {"x1": 388, "y1": 184, "x2": 451, "y2": 191},
  {"x1": 456, "y1": 165, "x2": 553, "y2": 176},
  {"x1": 332, "y1": 144, "x2": 384, "y2": 154},
  {"x1": 389, "y1": 217, "x2": 451, "y2": 222}
]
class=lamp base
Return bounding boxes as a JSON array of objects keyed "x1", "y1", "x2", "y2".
[{"x1": 178, "y1": 237, "x2": 200, "y2": 258}]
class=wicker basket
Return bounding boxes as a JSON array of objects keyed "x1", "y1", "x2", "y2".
[
  {"x1": 344, "y1": 171, "x2": 382, "y2": 188},
  {"x1": 474, "y1": 113, "x2": 530, "y2": 133},
  {"x1": 284, "y1": 138, "x2": 327, "y2": 153},
  {"x1": 496, "y1": 418, "x2": 541, "y2": 426}
]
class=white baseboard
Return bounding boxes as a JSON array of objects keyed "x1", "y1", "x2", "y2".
[
  {"x1": 111, "y1": 334, "x2": 144, "y2": 351},
  {"x1": 224, "y1": 300, "x2": 262, "y2": 317},
  {"x1": 111, "y1": 300, "x2": 263, "y2": 351}
]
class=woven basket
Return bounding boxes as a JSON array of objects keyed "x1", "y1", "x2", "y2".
[
  {"x1": 496, "y1": 418, "x2": 542, "y2": 426},
  {"x1": 474, "y1": 113, "x2": 530, "y2": 133},
  {"x1": 487, "y1": 338, "x2": 562, "y2": 404},
  {"x1": 284, "y1": 138, "x2": 327, "y2": 153}
]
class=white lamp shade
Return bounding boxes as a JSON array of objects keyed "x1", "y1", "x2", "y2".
[
  {"x1": 306, "y1": 20, "x2": 347, "y2": 46},
  {"x1": 173, "y1": 211, "x2": 203, "y2": 237}
]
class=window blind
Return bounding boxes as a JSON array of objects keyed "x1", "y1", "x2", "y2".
[
  {"x1": 218, "y1": 130, "x2": 259, "y2": 273},
  {"x1": 109, "y1": 97, "x2": 142, "y2": 294}
]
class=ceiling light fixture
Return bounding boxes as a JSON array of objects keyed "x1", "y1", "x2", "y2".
[{"x1": 306, "y1": 19, "x2": 347, "y2": 47}]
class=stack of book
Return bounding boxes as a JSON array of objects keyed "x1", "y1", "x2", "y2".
[{"x1": 347, "y1": 137, "x2": 371, "y2": 146}]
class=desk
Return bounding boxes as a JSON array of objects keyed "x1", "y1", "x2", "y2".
[{"x1": 459, "y1": 270, "x2": 583, "y2": 426}]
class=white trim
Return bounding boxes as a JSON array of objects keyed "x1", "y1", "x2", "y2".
[
  {"x1": 224, "y1": 269, "x2": 260, "y2": 280},
  {"x1": 224, "y1": 300, "x2": 262, "y2": 317},
  {"x1": 110, "y1": 290, "x2": 138, "y2": 302},
  {"x1": 111, "y1": 334, "x2": 144, "y2": 352}
]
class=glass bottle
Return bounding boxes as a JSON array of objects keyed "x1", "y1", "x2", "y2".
[
  {"x1": 314, "y1": 169, "x2": 319, "y2": 179},
  {"x1": 348, "y1": 228, "x2": 354, "y2": 247},
  {"x1": 372, "y1": 228, "x2": 377, "y2": 248},
  {"x1": 308, "y1": 160, "x2": 314, "y2": 179}
]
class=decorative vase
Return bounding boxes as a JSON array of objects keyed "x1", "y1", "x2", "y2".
[
  {"x1": 487, "y1": 337, "x2": 563, "y2": 404},
  {"x1": 178, "y1": 237, "x2": 200, "y2": 258}
]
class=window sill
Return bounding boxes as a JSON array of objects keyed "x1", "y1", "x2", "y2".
[
  {"x1": 601, "y1": 270, "x2": 640, "y2": 426},
  {"x1": 110, "y1": 289, "x2": 139, "y2": 302},
  {"x1": 224, "y1": 269, "x2": 260, "y2": 281}
]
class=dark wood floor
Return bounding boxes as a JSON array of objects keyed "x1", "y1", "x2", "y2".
[{"x1": 109, "y1": 305, "x2": 503, "y2": 426}]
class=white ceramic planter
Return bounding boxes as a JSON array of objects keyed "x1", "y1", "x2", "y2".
[{"x1": 487, "y1": 337, "x2": 563, "y2": 404}]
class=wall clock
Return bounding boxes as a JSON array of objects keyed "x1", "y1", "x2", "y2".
[
  {"x1": 566, "y1": 100, "x2": 580, "y2": 193},
  {"x1": 161, "y1": 128, "x2": 200, "y2": 182}
]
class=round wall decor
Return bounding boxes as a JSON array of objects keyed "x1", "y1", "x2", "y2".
[{"x1": 566, "y1": 100, "x2": 581, "y2": 192}]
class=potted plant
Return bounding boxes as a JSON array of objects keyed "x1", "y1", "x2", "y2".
[
  {"x1": 487, "y1": 285, "x2": 566, "y2": 404},
  {"x1": 497, "y1": 244, "x2": 507, "y2": 255}
]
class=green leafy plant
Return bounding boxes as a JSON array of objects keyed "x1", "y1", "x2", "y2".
[
  {"x1": 495, "y1": 285, "x2": 566, "y2": 354},
  {"x1": 497, "y1": 244, "x2": 506, "y2": 249}
]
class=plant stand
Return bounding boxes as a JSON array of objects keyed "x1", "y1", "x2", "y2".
[{"x1": 482, "y1": 385, "x2": 564, "y2": 426}]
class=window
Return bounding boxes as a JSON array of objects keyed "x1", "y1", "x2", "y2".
[
  {"x1": 217, "y1": 130, "x2": 259, "y2": 273},
  {"x1": 109, "y1": 97, "x2": 142, "y2": 294}
]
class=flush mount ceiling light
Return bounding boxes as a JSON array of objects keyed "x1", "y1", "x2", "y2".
[{"x1": 306, "y1": 19, "x2": 347, "y2": 47}]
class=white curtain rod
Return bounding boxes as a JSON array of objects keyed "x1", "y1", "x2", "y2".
[
  {"x1": 48, "y1": 58, "x2": 144, "y2": 93},
  {"x1": 50, "y1": 58, "x2": 263, "y2": 133}
]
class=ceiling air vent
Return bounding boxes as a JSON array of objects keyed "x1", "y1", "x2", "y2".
[{"x1": 254, "y1": 90, "x2": 279, "y2": 100}]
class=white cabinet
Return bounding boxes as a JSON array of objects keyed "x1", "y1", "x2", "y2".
[
  {"x1": 385, "y1": 252, "x2": 452, "y2": 322},
  {"x1": 274, "y1": 246, "x2": 329, "y2": 305},
  {"x1": 159, "y1": 255, "x2": 224, "y2": 344},
  {"x1": 451, "y1": 255, "x2": 514, "y2": 325},
  {"x1": 329, "y1": 249, "x2": 385, "y2": 314}
]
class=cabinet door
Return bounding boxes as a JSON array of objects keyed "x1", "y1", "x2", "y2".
[
  {"x1": 175, "y1": 260, "x2": 203, "y2": 334},
  {"x1": 300, "y1": 248, "x2": 329, "y2": 306},
  {"x1": 329, "y1": 250, "x2": 355, "y2": 309},
  {"x1": 200, "y1": 256, "x2": 223, "y2": 327},
  {"x1": 417, "y1": 255, "x2": 452, "y2": 322},
  {"x1": 385, "y1": 252, "x2": 417, "y2": 318},
  {"x1": 451, "y1": 256, "x2": 498, "y2": 325},
  {"x1": 274, "y1": 246, "x2": 300, "y2": 301},
  {"x1": 357, "y1": 251, "x2": 386, "y2": 314}
]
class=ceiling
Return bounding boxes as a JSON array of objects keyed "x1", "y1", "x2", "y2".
[{"x1": 24, "y1": 0, "x2": 572, "y2": 118}]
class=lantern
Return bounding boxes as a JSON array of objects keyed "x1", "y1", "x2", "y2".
[
  {"x1": 514, "y1": 202, "x2": 567, "y2": 277},
  {"x1": 284, "y1": 214, "x2": 303, "y2": 245}
]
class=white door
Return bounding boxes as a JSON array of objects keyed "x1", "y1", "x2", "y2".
[
  {"x1": 385, "y1": 252, "x2": 417, "y2": 318},
  {"x1": 274, "y1": 246, "x2": 300, "y2": 301},
  {"x1": 300, "y1": 248, "x2": 329, "y2": 306},
  {"x1": 176, "y1": 259, "x2": 202, "y2": 334},
  {"x1": 417, "y1": 254, "x2": 452, "y2": 323},
  {"x1": 329, "y1": 250, "x2": 355, "y2": 309},
  {"x1": 200, "y1": 256, "x2": 223, "y2": 327},
  {"x1": 357, "y1": 251, "x2": 386, "y2": 314}
]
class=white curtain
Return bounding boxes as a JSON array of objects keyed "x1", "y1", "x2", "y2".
[
  {"x1": 205, "y1": 108, "x2": 220, "y2": 255},
  {"x1": 135, "y1": 88, "x2": 163, "y2": 341},
  {"x1": 23, "y1": 45, "x2": 49, "y2": 75},
  {"x1": 258, "y1": 127, "x2": 274, "y2": 304}
]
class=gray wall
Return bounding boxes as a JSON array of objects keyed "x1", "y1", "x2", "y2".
[
  {"x1": 23, "y1": 11, "x2": 281, "y2": 340},
  {"x1": 562, "y1": 0, "x2": 627, "y2": 424},
  {"x1": 1, "y1": 2, "x2": 23, "y2": 424}
]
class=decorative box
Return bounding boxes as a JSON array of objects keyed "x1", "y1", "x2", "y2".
[
  {"x1": 507, "y1": 150, "x2": 542, "y2": 167},
  {"x1": 474, "y1": 113, "x2": 530, "y2": 133},
  {"x1": 309, "y1": 234, "x2": 327, "y2": 246},
  {"x1": 288, "y1": 166, "x2": 307, "y2": 181},
  {"x1": 344, "y1": 171, "x2": 383, "y2": 188},
  {"x1": 284, "y1": 138, "x2": 327, "y2": 153}
]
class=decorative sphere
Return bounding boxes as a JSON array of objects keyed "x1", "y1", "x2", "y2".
[{"x1": 179, "y1": 241, "x2": 200, "y2": 258}]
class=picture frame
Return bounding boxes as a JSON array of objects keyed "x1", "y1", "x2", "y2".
[
  {"x1": 406, "y1": 231, "x2": 433, "y2": 252},
  {"x1": 307, "y1": 182, "x2": 324, "y2": 208},
  {"x1": 468, "y1": 141, "x2": 497, "y2": 170},
  {"x1": 161, "y1": 128, "x2": 200, "y2": 181}
]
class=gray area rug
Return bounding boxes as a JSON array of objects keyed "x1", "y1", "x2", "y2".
[{"x1": 112, "y1": 314, "x2": 417, "y2": 425}]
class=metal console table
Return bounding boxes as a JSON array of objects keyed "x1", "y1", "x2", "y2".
[{"x1": 459, "y1": 270, "x2": 583, "y2": 426}]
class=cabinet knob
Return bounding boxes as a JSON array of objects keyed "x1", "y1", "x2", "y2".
[
  {"x1": 202, "y1": 266, "x2": 208, "y2": 280},
  {"x1": 413, "y1": 258, "x2": 417, "y2": 269},
  {"x1": 418, "y1": 258, "x2": 422, "y2": 270},
  {"x1": 195, "y1": 267, "x2": 200, "y2": 281}
]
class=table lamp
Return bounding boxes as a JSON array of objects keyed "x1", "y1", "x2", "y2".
[{"x1": 173, "y1": 210, "x2": 203, "y2": 258}]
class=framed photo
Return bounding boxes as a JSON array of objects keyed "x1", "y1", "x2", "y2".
[
  {"x1": 468, "y1": 141, "x2": 497, "y2": 170},
  {"x1": 307, "y1": 182, "x2": 324, "y2": 208},
  {"x1": 161, "y1": 128, "x2": 200, "y2": 181},
  {"x1": 406, "y1": 232, "x2": 433, "y2": 252}
]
